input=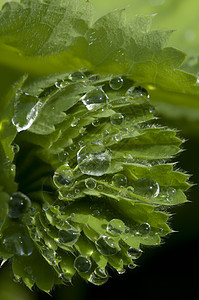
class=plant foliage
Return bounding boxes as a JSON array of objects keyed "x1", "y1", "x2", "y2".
[{"x1": 0, "y1": 0, "x2": 193, "y2": 292}]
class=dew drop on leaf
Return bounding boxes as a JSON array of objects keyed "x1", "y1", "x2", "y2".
[
  {"x1": 81, "y1": 87, "x2": 109, "y2": 110},
  {"x1": 94, "y1": 267, "x2": 107, "y2": 278},
  {"x1": 60, "y1": 81, "x2": 69, "y2": 88},
  {"x1": 112, "y1": 173, "x2": 127, "y2": 187},
  {"x1": 12, "y1": 94, "x2": 43, "y2": 132},
  {"x1": 110, "y1": 113, "x2": 124, "y2": 125},
  {"x1": 126, "y1": 86, "x2": 149, "y2": 100},
  {"x1": 8, "y1": 192, "x2": 31, "y2": 219},
  {"x1": 58, "y1": 228, "x2": 80, "y2": 245},
  {"x1": 89, "y1": 272, "x2": 108, "y2": 285},
  {"x1": 95, "y1": 235, "x2": 121, "y2": 256},
  {"x1": 127, "y1": 247, "x2": 142, "y2": 259},
  {"x1": 74, "y1": 255, "x2": 92, "y2": 273},
  {"x1": 138, "y1": 223, "x2": 151, "y2": 234},
  {"x1": 12, "y1": 143, "x2": 20, "y2": 153},
  {"x1": 92, "y1": 120, "x2": 100, "y2": 127},
  {"x1": 69, "y1": 71, "x2": 85, "y2": 81},
  {"x1": 134, "y1": 178, "x2": 160, "y2": 198},
  {"x1": 77, "y1": 144, "x2": 111, "y2": 176},
  {"x1": 2, "y1": 227, "x2": 33, "y2": 256},
  {"x1": 107, "y1": 219, "x2": 125, "y2": 236},
  {"x1": 53, "y1": 166, "x2": 74, "y2": 188},
  {"x1": 85, "y1": 178, "x2": 96, "y2": 190},
  {"x1": 109, "y1": 77, "x2": 123, "y2": 90}
]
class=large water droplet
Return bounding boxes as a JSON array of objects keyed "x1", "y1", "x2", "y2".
[
  {"x1": 134, "y1": 178, "x2": 159, "y2": 198},
  {"x1": 110, "y1": 113, "x2": 124, "y2": 125},
  {"x1": 53, "y1": 165, "x2": 74, "y2": 188},
  {"x1": 95, "y1": 235, "x2": 121, "y2": 256},
  {"x1": 138, "y1": 223, "x2": 151, "y2": 234},
  {"x1": 8, "y1": 192, "x2": 31, "y2": 219},
  {"x1": 81, "y1": 88, "x2": 109, "y2": 110},
  {"x1": 77, "y1": 144, "x2": 111, "y2": 176},
  {"x1": 126, "y1": 86, "x2": 149, "y2": 101},
  {"x1": 109, "y1": 77, "x2": 123, "y2": 90},
  {"x1": 2, "y1": 226, "x2": 33, "y2": 256},
  {"x1": 12, "y1": 94, "x2": 43, "y2": 132},
  {"x1": 58, "y1": 227, "x2": 80, "y2": 245},
  {"x1": 74, "y1": 255, "x2": 92, "y2": 273},
  {"x1": 112, "y1": 174, "x2": 127, "y2": 187},
  {"x1": 107, "y1": 219, "x2": 125, "y2": 236},
  {"x1": 85, "y1": 178, "x2": 96, "y2": 190}
]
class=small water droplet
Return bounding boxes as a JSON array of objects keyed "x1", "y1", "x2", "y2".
[
  {"x1": 127, "y1": 247, "x2": 142, "y2": 259},
  {"x1": 127, "y1": 186, "x2": 134, "y2": 193},
  {"x1": 92, "y1": 120, "x2": 100, "y2": 127},
  {"x1": 97, "y1": 184, "x2": 103, "y2": 191},
  {"x1": 53, "y1": 165, "x2": 74, "y2": 188},
  {"x1": 81, "y1": 87, "x2": 109, "y2": 110},
  {"x1": 126, "y1": 86, "x2": 149, "y2": 101},
  {"x1": 12, "y1": 144, "x2": 20, "y2": 153},
  {"x1": 58, "y1": 151, "x2": 69, "y2": 162},
  {"x1": 128, "y1": 264, "x2": 136, "y2": 269},
  {"x1": 74, "y1": 255, "x2": 92, "y2": 273},
  {"x1": 60, "y1": 81, "x2": 69, "y2": 88},
  {"x1": 77, "y1": 143, "x2": 111, "y2": 176},
  {"x1": 118, "y1": 268, "x2": 126, "y2": 274},
  {"x1": 112, "y1": 174, "x2": 127, "y2": 187},
  {"x1": 71, "y1": 119, "x2": 79, "y2": 127},
  {"x1": 139, "y1": 223, "x2": 151, "y2": 234},
  {"x1": 69, "y1": 71, "x2": 85, "y2": 81},
  {"x1": 8, "y1": 192, "x2": 31, "y2": 219},
  {"x1": 114, "y1": 133, "x2": 122, "y2": 142},
  {"x1": 58, "y1": 227, "x2": 80, "y2": 245},
  {"x1": 88, "y1": 272, "x2": 108, "y2": 285},
  {"x1": 109, "y1": 77, "x2": 123, "y2": 90},
  {"x1": 85, "y1": 178, "x2": 96, "y2": 190},
  {"x1": 110, "y1": 113, "x2": 124, "y2": 125},
  {"x1": 94, "y1": 267, "x2": 107, "y2": 278},
  {"x1": 107, "y1": 219, "x2": 125, "y2": 236},
  {"x1": 95, "y1": 235, "x2": 121, "y2": 256},
  {"x1": 134, "y1": 178, "x2": 159, "y2": 198}
]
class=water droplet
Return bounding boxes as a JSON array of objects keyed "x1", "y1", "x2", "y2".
[
  {"x1": 109, "y1": 77, "x2": 123, "y2": 90},
  {"x1": 118, "y1": 268, "x2": 126, "y2": 274},
  {"x1": 97, "y1": 184, "x2": 103, "y2": 191},
  {"x1": 58, "y1": 227, "x2": 80, "y2": 245},
  {"x1": 107, "y1": 219, "x2": 125, "y2": 236},
  {"x1": 58, "y1": 151, "x2": 69, "y2": 162},
  {"x1": 69, "y1": 71, "x2": 85, "y2": 81},
  {"x1": 41, "y1": 248, "x2": 60, "y2": 265},
  {"x1": 112, "y1": 174, "x2": 127, "y2": 187},
  {"x1": 12, "y1": 94, "x2": 43, "y2": 132},
  {"x1": 110, "y1": 113, "x2": 124, "y2": 125},
  {"x1": 81, "y1": 87, "x2": 109, "y2": 110},
  {"x1": 85, "y1": 178, "x2": 96, "y2": 190},
  {"x1": 8, "y1": 192, "x2": 31, "y2": 218},
  {"x1": 74, "y1": 255, "x2": 92, "y2": 273},
  {"x1": 134, "y1": 178, "x2": 159, "y2": 198},
  {"x1": 128, "y1": 264, "x2": 136, "y2": 269},
  {"x1": 77, "y1": 144, "x2": 111, "y2": 176},
  {"x1": 53, "y1": 165, "x2": 74, "y2": 188},
  {"x1": 127, "y1": 247, "x2": 142, "y2": 259},
  {"x1": 95, "y1": 235, "x2": 121, "y2": 256},
  {"x1": 126, "y1": 86, "x2": 149, "y2": 101},
  {"x1": 94, "y1": 267, "x2": 107, "y2": 278},
  {"x1": 71, "y1": 119, "x2": 79, "y2": 127},
  {"x1": 114, "y1": 133, "x2": 122, "y2": 142},
  {"x1": 60, "y1": 81, "x2": 69, "y2": 88},
  {"x1": 127, "y1": 186, "x2": 134, "y2": 193},
  {"x1": 88, "y1": 272, "x2": 108, "y2": 285},
  {"x1": 92, "y1": 120, "x2": 100, "y2": 127},
  {"x1": 12, "y1": 144, "x2": 20, "y2": 153},
  {"x1": 2, "y1": 226, "x2": 33, "y2": 256},
  {"x1": 139, "y1": 223, "x2": 151, "y2": 234}
]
